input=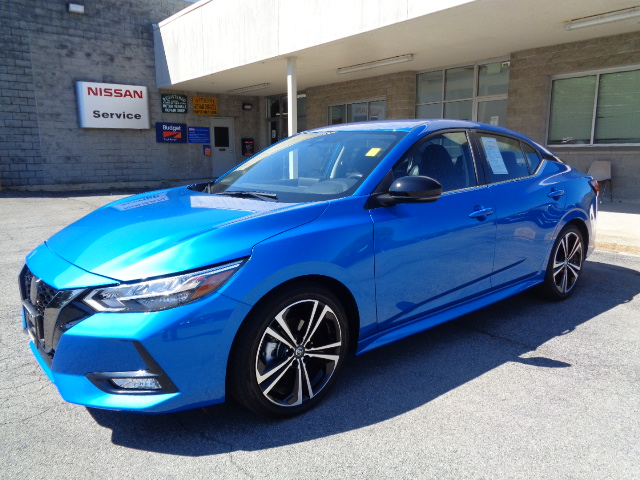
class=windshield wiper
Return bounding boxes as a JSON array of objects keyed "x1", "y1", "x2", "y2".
[{"x1": 216, "y1": 190, "x2": 279, "y2": 202}]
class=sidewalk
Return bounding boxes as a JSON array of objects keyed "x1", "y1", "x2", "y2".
[{"x1": 596, "y1": 199, "x2": 640, "y2": 255}]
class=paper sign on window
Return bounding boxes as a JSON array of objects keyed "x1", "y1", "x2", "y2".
[{"x1": 481, "y1": 137, "x2": 508, "y2": 175}]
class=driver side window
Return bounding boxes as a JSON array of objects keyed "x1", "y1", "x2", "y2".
[{"x1": 393, "y1": 131, "x2": 477, "y2": 192}]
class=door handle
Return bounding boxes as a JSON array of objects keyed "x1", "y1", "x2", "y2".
[
  {"x1": 547, "y1": 189, "x2": 565, "y2": 199},
  {"x1": 468, "y1": 206, "x2": 494, "y2": 219}
]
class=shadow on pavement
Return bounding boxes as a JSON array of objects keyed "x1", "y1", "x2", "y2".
[{"x1": 87, "y1": 258, "x2": 640, "y2": 455}]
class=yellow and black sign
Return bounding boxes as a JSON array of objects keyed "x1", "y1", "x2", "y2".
[{"x1": 193, "y1": 96, "x2": 218, "y2": 116}]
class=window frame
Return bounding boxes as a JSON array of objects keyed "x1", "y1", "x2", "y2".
[
  {"x1": 547, "y1": 64, "x2": 640, "y2": 148},
  {"x1": 327, "y1": 98, "x2": 387, "y2": 125},
  {"x1": 472, "y1": 130, "x2": 545, "y2": 185},
  {"x1": 415, "y1": 58, "x2": 510, "y2": 125},
  {"x1": 266, "y1": 93, "x2": 307, "y2": 145},
  {"x1": 374, "y1": 129, "x2": 482, "y2": 195}
]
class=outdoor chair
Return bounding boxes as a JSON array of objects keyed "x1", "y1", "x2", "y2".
[{"x1": 587, "y1": 160, "x2": 612, "y2": 202}]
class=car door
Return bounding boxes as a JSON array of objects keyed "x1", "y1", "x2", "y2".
[
  {"x1": 370, "y1": 131, "x2": 497, "y2": 331},
  {"x1": 473, "y1": 131, "x2": 568, "y2": 288}
]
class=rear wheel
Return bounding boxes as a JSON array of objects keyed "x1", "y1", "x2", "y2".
[
  {"x1": 228, "y1": 283, "x2": 348, "y2": 418},
  {"x1": 541, "y1": 225, "x2": 584, "y2": 300}
]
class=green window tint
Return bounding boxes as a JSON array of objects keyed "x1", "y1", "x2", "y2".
[
  {"x1": 548, "y1": 76, "x2": 597, "y2": 145},
  {"x1": 595, "y1": 70, "x2": 640, "y2": 144}
]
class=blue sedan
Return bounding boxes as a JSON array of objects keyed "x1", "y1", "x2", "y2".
[{"x1": 19, "y1": 120, "x2": 598, "y2": 417}]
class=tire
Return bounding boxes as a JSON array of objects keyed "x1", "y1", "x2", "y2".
[
  {"x1": 541, "y1": 225, "x2": 585, "y2": 300},
  {"x1": 228, "y1": 283, "x2": 348, "y2": 418}
]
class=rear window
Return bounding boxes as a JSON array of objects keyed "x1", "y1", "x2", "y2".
[
  {"x1": 477, "y1": 133, "x2": 531, "y2": 182},
  {"x1": 521, "y1": 142, "x2": 542, "y2": 174}
]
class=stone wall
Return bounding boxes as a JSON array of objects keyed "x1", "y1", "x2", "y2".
[
  {"x1": 508, "y1": 31, "x2": 640, "y2": 199},
  {"x1": 0, "y1": 0, "x2": 262, "y2": 189},
  {"x1": 306, "y1": 72, "x2": 416, "y2": 129},
  {"x1": 0, "y1": 0, "x2": 43, "y2": 186}
]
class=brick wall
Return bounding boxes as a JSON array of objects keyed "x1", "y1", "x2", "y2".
[
  {"x1": 508, "y1": 31, "x2": 640, "y2": 200},
  {"x1": 306, "y1": 71, "x2": 416, "y2": 129},
  {"x1": 0, "y1": 0, "x2": 262, "y2": 189},
  {"x1": 0, "y1": 1, "x2": 43, "y2": 186}
]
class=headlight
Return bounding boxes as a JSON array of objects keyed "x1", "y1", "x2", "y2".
[{"x1": 83, "y1": 260, "x2": 245, "y2": 313}]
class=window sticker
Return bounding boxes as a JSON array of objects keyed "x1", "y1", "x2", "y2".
[
  {"x1": 366, "y1": 147, "x2": 382, "y2": 157},
  {"x1": 481, "y1": 137, "x2": 508, "y2": 174}
]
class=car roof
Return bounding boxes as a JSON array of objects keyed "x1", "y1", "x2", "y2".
[
  {"x1": 303, "y1": 119, "x2": 548, "y2": 152},
  {"x1": 305, "y1": 119, "x2": 502, "y2": 134}
]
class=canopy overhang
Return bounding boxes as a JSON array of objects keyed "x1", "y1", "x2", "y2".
[{"x1": 154, "y1": 0, "x2": 640, "y2": 97}]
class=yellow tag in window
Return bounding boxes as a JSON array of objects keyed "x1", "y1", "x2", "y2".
[{"x1": 365, "y1": 148, "x2": 382, "y2": 157}]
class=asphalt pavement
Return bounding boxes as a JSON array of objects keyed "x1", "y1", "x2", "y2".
[{"x1": 0, "y1": 191, "x2": 638, "y2": 479}]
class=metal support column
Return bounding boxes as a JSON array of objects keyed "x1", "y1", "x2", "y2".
[{"x1": 287, "y1": 56, "x2": 297, "y2": 136}]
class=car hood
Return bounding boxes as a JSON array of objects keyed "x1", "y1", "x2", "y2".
[{"x1": 46, "y1": 187, "x2": 327, "y2": 282}]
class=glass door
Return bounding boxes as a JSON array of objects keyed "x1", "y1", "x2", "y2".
[{"x1": 267, "y1": 94, "x2": 306, "y2": 144}]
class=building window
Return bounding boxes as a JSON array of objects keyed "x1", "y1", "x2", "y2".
[
  {"x1": 548, "y1": 66, "x2": 640, "y2": 145},
  {"x1": 328, "y1": 99, "x2": 386, "y2": 125},
  {"x1": 416, "y1": 60, "x2": 510, "y2": 126}
]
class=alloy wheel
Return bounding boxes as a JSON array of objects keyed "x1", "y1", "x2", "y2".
[
  {"x1": 552, "y1": 230, "x2": 583, "y2": 294},
  {"x1": 254, "y1": 298, "x2": 343, "y2": 408}
]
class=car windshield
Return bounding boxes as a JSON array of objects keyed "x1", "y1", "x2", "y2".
[{"x1": 201, "y1": 130, "x2": 406, "y2": 203}]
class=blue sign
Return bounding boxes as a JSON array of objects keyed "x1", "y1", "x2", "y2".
[
  {"x1": 188, "y1": 126, "x2": 210, "y2": 144},
  {"x1": 156, "y1": 122, "x2": 187, "y2": 143}
]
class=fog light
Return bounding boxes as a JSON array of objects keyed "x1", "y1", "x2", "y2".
[
  {"x1": 86, "y1": 342, "x2": 178, "y2": 395},
  {"x1": 111, "y1": 376, "x2": 162, "y2": 390},
  {"x1": 87, "y1": 368, "x2": 175, "y2": 394}
]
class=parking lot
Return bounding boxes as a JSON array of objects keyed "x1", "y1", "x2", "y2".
[{"x1": 1, "y1": 191, "x2": 639, "y2": 479}]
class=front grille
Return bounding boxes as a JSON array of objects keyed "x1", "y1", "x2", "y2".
[
  {"x1": 22, "y1": 268, "x2": 61, "y2": 315},
  {"x1": 20, "y1": 265, "x2": 92, "y2": 365}
]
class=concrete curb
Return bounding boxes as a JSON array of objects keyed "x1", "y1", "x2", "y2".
[{"x1": 595, "y1": 242, "x2": 640, "y2": 256}]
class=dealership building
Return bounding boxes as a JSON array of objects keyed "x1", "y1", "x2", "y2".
[{"x1": 1, "y1": 0, "x2": 640, "y2": 198}]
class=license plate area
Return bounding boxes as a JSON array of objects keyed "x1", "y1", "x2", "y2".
[{"x1": 23, "y1": 302, "x2": 45, "y2": 347}]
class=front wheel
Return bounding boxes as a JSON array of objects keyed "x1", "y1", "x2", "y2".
[
  {"x1": 228, "y1": 283, "x2": 348, "y2": 418},
  {"x1": 541, "y1": 225, "x2": 585, "y2": 300}
]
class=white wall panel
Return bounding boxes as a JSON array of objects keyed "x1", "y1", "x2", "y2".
[{"x1": 200, "y1": 0, "x2": 279, "y2": 74}]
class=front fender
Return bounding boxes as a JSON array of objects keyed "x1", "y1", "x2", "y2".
[{"x1": 220, "y1": 196, "x2": 377, "y2": 339}]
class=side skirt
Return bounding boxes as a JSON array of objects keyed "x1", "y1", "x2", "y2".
[{"x1": 356, "y1": 275, "x2": 544, "y2": 355}]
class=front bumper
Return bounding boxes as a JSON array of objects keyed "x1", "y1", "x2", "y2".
[{"x1": 21, "y1": 247, "x2": 251, "y2": 413}]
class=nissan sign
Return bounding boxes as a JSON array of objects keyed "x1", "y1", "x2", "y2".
[{"x1": 76, "y1": 81, "x2": 150, "y2": 129}]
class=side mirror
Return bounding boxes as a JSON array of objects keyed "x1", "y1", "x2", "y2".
[
  {"x1": 369, "y1": 176, "x2": 442, "y2": 208},
  {"x1": 390, "y1": 176, "x2": 442, "y2": 201}
]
